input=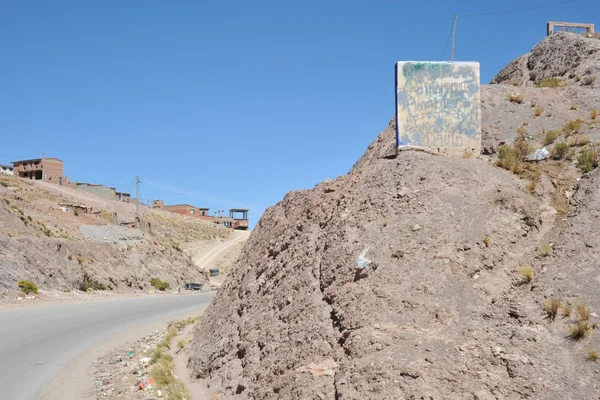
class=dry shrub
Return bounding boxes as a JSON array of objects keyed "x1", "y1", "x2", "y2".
[
  {"x1": 577, "y1": 303, "x2": 591, "y2": 321},
  {"x1": 544, "y1": 298, "x2": 561, "y2": 321},
  {"x1": 534, "y1": 106, "x2": 544, "y2": 117},
  {"x1": 18, "y1": 280, "x2": 39, "y2": 295},
  {"x1": 543, "y1": 129, "x2": 559, "y2": 145},
  {"x1": 536, "y1": 78, "x2": 563, "y2": 88},
  {"x1": 561, "y1": 304, "x2": 572, "y2": 318},
  {"x1": 506, "y1": 91, "x2": 525, "y2": 104},
  {"x1": 587, "y1": 351, "x2": 600, "y2": 361},
  {"x1": 520, "y1": 264, "x2": 534, "y2": 283},
  {"x1": 551, "y1": 142, "x2": 570, "y2": 160},
  {"x1": 591, "y1": 109, "x2": 597, "y2": 120},
  {"x1": 578, "y1": 148, "x2": 599, "y2": 173},
  {"x1": 539, "y1": 242, "x2": 551, "y2": 257},
  {"x1": 568, "y1": 135, "x2": 591, "y2": 147},
  {"x1": 583, "y1": 76, "x2": 597, "y2": 86},
  {"x1": 569, "y1": 321, "x2": 592, "y2": 340},
  {"x1": 562, "y1": 119, "x2": 584, "y2": 136},
  {"x1": 483, "y1": 235, "x2": 492, "y2": 248},
  {"x1": 527, "y1": 181, "x2": 537, "y2": 193}
]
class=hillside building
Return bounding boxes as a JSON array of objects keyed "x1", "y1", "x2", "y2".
[
  {"x1": 11, "y1": 158, "x2": 75, "y2": 186},
  {"x1": 0, "y1": 165, "x2": 13, "y2": 175},
  {"x1": 152, "y1": 199, "x2": 249, "y2": 229}
]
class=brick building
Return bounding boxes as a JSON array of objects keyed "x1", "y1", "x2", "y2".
[
  {"x1": 152, "y1": 200, "x2": 213, "y2": 221},
  {"x1": 11, "y1": 158, "x2": 74, "y2": 186},
  {"x1": 152, "y1": 200, "x2": 249, "y2": 229}
]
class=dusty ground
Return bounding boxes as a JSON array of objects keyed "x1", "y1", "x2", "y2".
[
  {"x1": 0, "y1": 175, "x2": 236, "y2": 300},
  {"x1": 186, "y1": 33, "x2": 600, "y2": 399}
]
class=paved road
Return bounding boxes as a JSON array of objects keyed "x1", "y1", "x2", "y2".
[{"x1": 0, "y1": 293, "x2": 214, "y2": 400}]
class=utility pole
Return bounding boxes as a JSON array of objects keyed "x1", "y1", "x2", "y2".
[
  {"x1": 135, "y1": 176, "x2": 140, "y2": 228},
  {"x1": 451, "y1": 14, "x2": 458, "y2": 61}
]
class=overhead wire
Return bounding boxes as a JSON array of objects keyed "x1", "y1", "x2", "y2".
[
  {"x1": 443, "y1": 0, "x2": 579, "y2": 59},
  {"x1": 461, "y1": 0, "x2": 578, "y2": 18},
  {"x1": 142, "y1": 178, "x2": 254, "y2": 210}
]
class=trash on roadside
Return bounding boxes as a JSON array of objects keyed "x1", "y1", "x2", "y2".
[
  {"x1": 137, "y1": 382, "x2": 145, "y2": 390},
  {"x1": 526, "y1": 147, "x2": 549, "y2": 161},
  {"x1": 140, "y1": 357, "x2": 151, "y2": 364},
  {"x1": 355, "y1": 248, "x2": 371, "y2": 269},
  {"x1": 128, "y1": 350, "x2": 134, "y2": 358},
  {"x1": 354, "y1": 248, "x2": 379, "y2": 281},
  {"x1": 147, "y1": 377, "x2": 155, "y2": 385}
]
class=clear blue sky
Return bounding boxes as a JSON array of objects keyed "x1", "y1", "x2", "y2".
[{"x1": 0, "y1": 1, "x2": 594, "y2": 227}]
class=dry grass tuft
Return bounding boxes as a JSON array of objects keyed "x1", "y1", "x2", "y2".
[
  {"x1": 561, "y1": 304, "x2": 572, "y2": 318},
  {"x1": 562, "y1": 119, "x2": 584, "y2": 136},
  {"x1": 583, "y1": 76, "x2": 597, "y2": 86},
  {"x1": 527, "y1": 181, "x2": 537, "y2": 193},
  {"x1": 578, "y1": 148, "x2": 599, "y2": 173},
  {"x1": 520, "y1": 264, "x2": 534, "y2": 283},
  {"x1": 537, "y1": 78, "x2": 563, "y2": 88},
  {"x1": 587, "y1": 350, "x2": 600, "y2": 361},
  {"x1": 539, "y1": 242, "x2": 551, "y2": 257},
  {"x1": 544, "y1": 298, "x2": 561, "y2": 321},
  {"x1": 543, "y1": 129, "x2": 559, "y2": 145},
  {"x1": 483, "y1": 235, "x2": 493, "y2": 248},
  {"x1": 568, "y1": 135, "x2": 591, "y2": 147},
  {"x1": 591, "y1": 109, "x2": 597, "y2": 120},
  {"x1": 506, "y1": 91, "x2": 525, "y2": 104},
  {"x1": 551, "y1": 143, "x2": 570, "y2": 159},
  {"x1": 534, "y1": 106, "x2": 544, "y2": 117},
  {"x1": 577, "y1": 303, "x2": 591, "y2": 321},
  {"x1": 569, "y1": 321, "x2": 592, "y2": 340}
]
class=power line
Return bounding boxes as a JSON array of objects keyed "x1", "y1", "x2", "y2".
[
  {"x1": 461, "y1": 0, "x2": 578, "y2": 18},
  {"x1": 143, "y1": 178, "x2": 254, "y2": 210},
  {"x1": 441, "y1": 16, "x2": 455, "y2": 59},
  {"x1": 443, "y1": 0, "x2": 578, "y2": 60}
]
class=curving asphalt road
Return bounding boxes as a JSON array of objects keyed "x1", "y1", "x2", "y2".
[{"x1": 0, "y1": 292, "x2": 215, "y2": 400}]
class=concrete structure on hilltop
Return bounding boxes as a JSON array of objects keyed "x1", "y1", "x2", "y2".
[
  {"x1": 0, "y1": 165, "x2": 13, "y2": 175},
  {"x1": 116, "y1": 191, "x2": 131, "y2": 202},
  {"x1": 11, "y1": 158, "x2": 75, "y2": 186},
  {"x1": 547, "y1": 21, "x2": 595, "y2": 36},
  {"x1": 152, "y1": 200, "x2": 249, "y2": 229}
]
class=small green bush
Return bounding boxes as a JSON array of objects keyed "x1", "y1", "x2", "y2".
[
  {"x1": 18, "y1": 280, "x2": 39, "y2": 295},
  {"x1": 543, "y1": 130, "x2": 559, "y2": 145},
  {"x1": 536, "y1": 78, "x2": 563, "y2": 88},
  {"x1": 578, "y1": 149, "x2": 598, "y2": 173},
  {"x1": 0, "y1": 181, "x2": 8, "y2": 188},
  {"x1": 562, "y1": 119, "x2": 584, "y2": 136},
  {"x1": 551, "y1": 143, "x2": 570, "y2": 159},
  {"x1": 151, "y1": 277, "x2": 170, "y2": 291}
]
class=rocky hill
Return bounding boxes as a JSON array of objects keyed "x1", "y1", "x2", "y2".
[
  {"x1": 188, "y1": 32, "x2": 600, "y2": 399},
  {"x1": 491, "y1": 31, "x2": 600, "y2": 87},
  {"x1": 0, "y1": 175, "x2": 232, "y2": 299}
]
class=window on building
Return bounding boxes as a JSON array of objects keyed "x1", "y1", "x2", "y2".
[{"x1": 190, "y1": 209, "x2": 195, "y2": 215}]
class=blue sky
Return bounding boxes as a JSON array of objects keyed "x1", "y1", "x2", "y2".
[{"x1": 0, "y1": 0, "x2": 593, "y2": 227}]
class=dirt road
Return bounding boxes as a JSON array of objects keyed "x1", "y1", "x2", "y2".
[{"x1": 189, "y1": 230, "x2": 250, "y2": 271}]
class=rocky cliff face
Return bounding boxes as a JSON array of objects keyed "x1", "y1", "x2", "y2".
[
  {"x1": 188, "y1": 33, "x2": 600, "y2": 400},
  {"x1": 491, "y1": 32, "x2": 600, "y2": 86}
]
